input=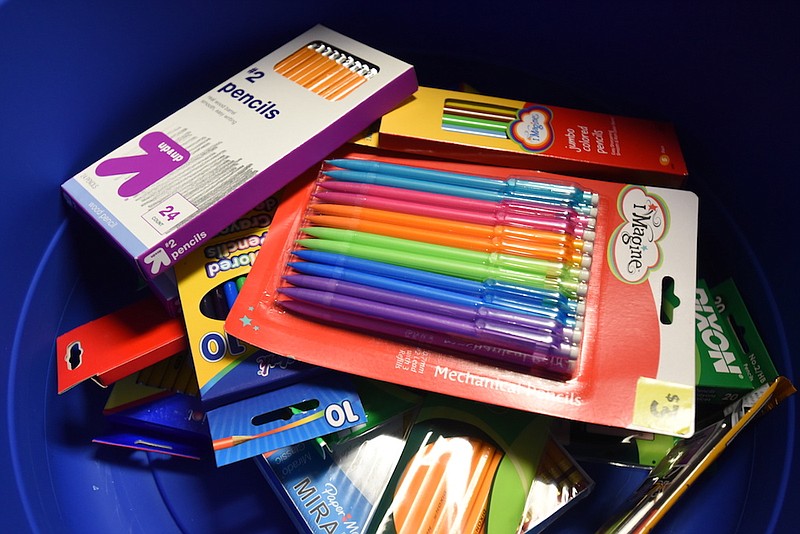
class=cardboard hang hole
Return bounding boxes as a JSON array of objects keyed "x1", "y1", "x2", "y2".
[
  {"x1": 724, "y1": 310, "x2": 751, "y2": 354},
  {"x1": 251, "y1": 398, "x2": 320, "y2": 426},
  {"x1": 64, "y1": 341, "x2": 83, "y2": 371},
  {"x1": 660, "y1": 276, "x2": 679, "y2": 325}
]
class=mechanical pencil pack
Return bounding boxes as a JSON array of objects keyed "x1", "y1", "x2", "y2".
[{"x1": 226, "y1": 151, "x2": 700, "y2": 438}]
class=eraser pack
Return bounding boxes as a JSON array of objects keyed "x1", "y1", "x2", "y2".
[
  {"x1": 226, "y1": 150, "x2": 700, "y2": 438},
  {"x1": 62, "y1": 25, "x2": 417, "y2": 285}
]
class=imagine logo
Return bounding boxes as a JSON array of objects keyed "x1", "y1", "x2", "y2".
[
  {"x1": 508, "y1": 105, "x2": 554, "y2": 152},
  {"x1": 608, "y1": 186, "x2": 668, "y2": 283}
]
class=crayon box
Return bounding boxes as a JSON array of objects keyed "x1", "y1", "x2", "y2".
[
  {"x1": 61, "y1": 25, "x2": 417, "y2": 293},
  {"x1": 377, "y1": 86, "x2": 688, "y2": 187}
]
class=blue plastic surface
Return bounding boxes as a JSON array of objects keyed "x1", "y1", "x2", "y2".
[{"x1": 2, "y1": 2, "x2": 797, "y2": 533}]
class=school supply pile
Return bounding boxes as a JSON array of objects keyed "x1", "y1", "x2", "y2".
[{"x1": 53, "y1": 25, "x2": 795, "y2": 533}]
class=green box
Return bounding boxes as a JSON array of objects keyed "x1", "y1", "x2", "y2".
[
  {"x1": 713, "y1": 279, "x2": 779, "y2": 388},
  {"x1": 695, "y1": 279, "x2": 778, "y2": 405}
]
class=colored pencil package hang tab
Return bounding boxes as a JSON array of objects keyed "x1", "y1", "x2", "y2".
[
  {"x1": 61, "y1": 25, "x2": 417, "y2": 306},
  {"x1": 226, "y1": 151, "x2": 700, "y2": 439}
]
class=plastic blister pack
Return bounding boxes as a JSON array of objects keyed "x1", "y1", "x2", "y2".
[{"x1": 226, "y1": 151, "x2": 700, "y2": 439}]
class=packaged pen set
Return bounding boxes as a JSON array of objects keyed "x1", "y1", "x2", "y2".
[
  {"x1": 61, "y1": 25, "x2": 417, "y2": 312},
  {"x1": 226, "y1": 150, "x2": 700, "y2": 440},
  {"x1": 258, "y1": 392, "x2": 592, "y2": 534},
  {"x1": 368, "y1": 394, "x2": 593, "y2": 534}
]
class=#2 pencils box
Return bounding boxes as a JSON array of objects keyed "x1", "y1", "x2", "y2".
[
  {"x1": 61, "y1": 25, "x2": 417, "y2": 290},
  {"x1": 226, "y1": 151, "x2": 700, "y2": 439},
  {"x1": 377, "y1": 86, "x2": 688, "y2": 188}
]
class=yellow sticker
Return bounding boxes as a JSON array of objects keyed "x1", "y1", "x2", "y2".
[{"x1": 632, "y1": 377, "x2": 695, "y2": 436}]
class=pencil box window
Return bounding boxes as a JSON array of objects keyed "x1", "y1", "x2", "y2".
[
  {"x1": 441, "y1": 98, "x2": 518, "y2": 139},
  {"x1": 273, "y1": 41, "x2": 380, "y2": 101}
]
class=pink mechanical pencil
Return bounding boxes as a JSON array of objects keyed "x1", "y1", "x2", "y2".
[{"x1": 315, "y1": 181, "x2": 596, "y2": 242}]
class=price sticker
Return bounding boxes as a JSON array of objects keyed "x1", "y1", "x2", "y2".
[{"x1": 633, "y1": 377, "x2": 695, "y2": 436}]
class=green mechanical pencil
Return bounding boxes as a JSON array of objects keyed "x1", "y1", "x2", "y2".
[
  {"x1": 295, "y1": 238, "x2": 588, "y2": 299},
  {"x1": 300, "y1": 227, "x2": 590, "y2": 283}
]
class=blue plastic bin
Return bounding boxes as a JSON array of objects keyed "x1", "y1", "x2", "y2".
[{"x1": 2, "y1": 2, "x2": 797, "y2": 532}]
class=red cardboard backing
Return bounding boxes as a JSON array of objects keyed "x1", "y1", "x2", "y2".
[{"x1": 226, "y1": 151, "x2": 699, "y2": 437}]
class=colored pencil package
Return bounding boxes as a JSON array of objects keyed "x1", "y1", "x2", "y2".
[
  {"x1": 255, "y1": 380, "x2": 423, "y2": 534},
  {"x1": 93, "y1": 371, "x2": 210, "y2": 461},
  {"x1": 377, "y1": 86, "x2": 688, "y2": 187},
  {"x1": 174, "y1": 196, "x2": 324, "y2": 409},
  {"x1": 367, "y1": 394, "x2": 593, "y2": 534},
  {"x1": 61, "y1": 25, "x2": 417, "y2": 297},
  {"x1": 226, "y1": 151, "x2": 700, "y2": 438},
  {"x1": 207, "y1": 372, "x2": 366, "y2": 467}
]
